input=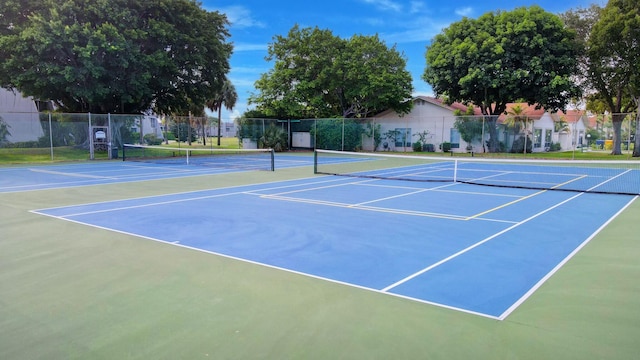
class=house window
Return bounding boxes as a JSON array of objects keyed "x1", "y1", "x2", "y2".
[
  {"x1": 395, "y1": 128, "x2": 411, "y2": 148},
  {"x1": 533, "y1": 128, "x2": 542, "y2": 148},
  {"x1": 578, "y1": 131, "x2": 584, "y2": 146},
  {"x1": 450, "y1": 128, "x2": 460, "y2": 148},
  {"x1": 544, "y1": 129, "x2": 552, "y2": 149}
]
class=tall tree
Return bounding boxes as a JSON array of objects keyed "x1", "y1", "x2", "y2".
[
  {"x1": 0, "y1": 0, "x2": 232, "y2": 114},
  {"x1": 249, "y1": 25, "x2": 413, "y2": 119},
  {"x1": 206, "y1": 80, "x2": 237, "y2": 146},
  {"x1": 423, "y1": 6, "x2": 581, "y2": 152},
  {"x1": 585, "y1": 0, "x2": 640, "y2": 155}
]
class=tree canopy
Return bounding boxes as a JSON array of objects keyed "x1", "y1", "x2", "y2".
[
  {"x1": 423, "y1": 6, "x2": 580, "y2": 152},
  {"x1": 249, "y1": 25, "x2": 413, "y2": 119},
  {"x1": 0, "y1": 0, "x2": 232, "y2": 114},
  {"x1": 583, "y1": 0, "x2": 640, "y2": 155}
]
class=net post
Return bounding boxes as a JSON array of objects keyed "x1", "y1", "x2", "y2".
[
  {"x1": 122, "y1": 144, "x2": 126, "y2": 161},
  {"x1": 313, "y1": 150, "x2": 318, "y2": 174},
  {"x1": 270, "y1": 149, "x2": 275, "y2": 171},
  {"x1": 186, "y1": 149, "x2": 190, "y2": 165},
  {"x1": 453, "y1": 159, "x2": 458, "y2": 183}
]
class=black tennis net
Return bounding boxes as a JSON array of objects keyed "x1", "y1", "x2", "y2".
[
  {"x1": 122, "y1": 144, "x2": 275, "y2": 171},
  {"x1": 314, "y1": 149, "x2": 640, "y2": 195}
]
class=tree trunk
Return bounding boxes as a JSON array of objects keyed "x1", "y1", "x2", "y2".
[
  {"x1": 633, "y1": 99, "x2": 640, "y2": 157},
  {"x1": 485, "y1": 116, "x2": 500, "y2": 152},
  {"x1": 610, "y1": 113, "x2": 625, "y2": 155},
  {"x1": 201, "y1": 118, "x2": 207, "y2": 146},
  {"x1": 217, "y1": 107, "x2": 222, "y2": 146}
]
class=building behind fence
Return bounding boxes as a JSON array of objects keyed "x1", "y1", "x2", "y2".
[{"x1": 1, "y1": 92, "x2": 636, "y2": 160}]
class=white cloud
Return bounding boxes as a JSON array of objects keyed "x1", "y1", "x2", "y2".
[
  {"x1": 410, "y1": 1, "x2": 425, "y2": 14},
  {"x1": 381, "y1": 17, "x2": 448, "y2": 44},
  {"x1": 363, "y1": 17, "x2": 385, "y2": 27},
  {"x1": 230, "y1": 66, "x2": 267, "y2": 74},
  {"x1": 455, "y1": 7, "x2": 474, "y2": 17},
  {"x1": 233, "y1": 42, "x2": 268, "y2": 52},
  {"x1": 217, "y1": 5, "x2": 265, "y2": 29},
  {"x1": 227, "y1": 77, "x2": 257, "y2": 88},
  {"x1": 361, "y1": 0, "x2": 403, "y2": 12}
]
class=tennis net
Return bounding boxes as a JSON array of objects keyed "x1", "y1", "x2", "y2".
[
  {"x1": 122, "y1": 144, "x2": 275, "y2": 171},
  {"x1": 314, "y1": 149, "x2": 640, "y2": 195}
]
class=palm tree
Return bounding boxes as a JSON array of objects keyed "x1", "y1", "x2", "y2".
[
  {"x1": 504, "y1": 104, "x2": 531, "y2": 153},
  {"x1": 206, "y1": 80, "x2": 238, "y2": 146}
]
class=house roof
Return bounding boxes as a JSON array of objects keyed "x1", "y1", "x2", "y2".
[
  {"x1": 390, "y1": 96, "x2": 590, "y2": 127},
  {"x1": 498, "y1": 103, "x2": 546, "y2": 121},
  {"x1": 415, "y1": 96, "x2": 483, "y2": 115}
]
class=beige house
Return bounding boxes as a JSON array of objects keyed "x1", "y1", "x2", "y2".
[
  {"x1": 0, "y1": 87, "x2": 43, "y2": 143},
  {"x1": 370, "y1": 96, "x2": 589, "y2": 153},
  {"x1": 370, "y1": 96, "x2": 478, "y2": 152}
]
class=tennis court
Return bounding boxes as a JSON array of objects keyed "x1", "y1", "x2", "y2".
[
  {"x1": 28, "y1": 152, "x2": 640, "y2": 319},
  {"x1": 0, "y1": 150, "x2": 308, "y2": 193},
  {"x1": 2, "y1": 151, "x2": 640, "y2": 358}
]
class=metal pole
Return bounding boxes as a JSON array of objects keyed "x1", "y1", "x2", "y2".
[
  {"x1": 108, "y1": 113, "x2": 112, "y2": 159},
  {"x1": 341, "y1": 118, "x2": 345, "y2": 151},
  {"x1": 481, "y1": 116, "x2": 485, "y2": 153},
  {"x1": 48, "y1": 112, "x2": 53, "y2": 161},
  {"x1": 89, "y1": 113, "x2": 94, "y2": 160}
]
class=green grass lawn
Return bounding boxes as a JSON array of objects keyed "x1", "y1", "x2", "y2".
[{"x1": 0, "y1": 137, "x2": 242, "y2": 165}]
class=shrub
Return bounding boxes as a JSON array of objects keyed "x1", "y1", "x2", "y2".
[
  {"x1": 549, "y1": 142, "x2": 562, "y2": 151},
  {"x1": 312, "y1": 119, "x2": 363, "y2": 151},
  {"x1": 510, "y1": 136, "x2": 532, "y2": 153},
  {"x1": 259, "y1": 124, "x2": 288, "y2": 152},
  {"x1": 144, "y1": 134, "x2": 163, "y2": 145},
  {"x1": 170, "y1": 123, "x2": 197, "y2": 142},
  {"x1": 412, "y1": 141, "x2": 423, "y2": 152}
]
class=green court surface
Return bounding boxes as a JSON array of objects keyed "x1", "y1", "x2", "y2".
[{"x1": 1, "y1": 164, "x2": 640, "y2": 359}]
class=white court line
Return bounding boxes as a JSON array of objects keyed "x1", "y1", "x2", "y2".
[
  {"x1": 357, "y1": 182, "x2": 523, "y2": 198},
  {"x1": 32, "y1": 209, "x2": 501, "y2": 321},
  {"x1": 31, "y1": 176, "x2": 356, "y2": 215},
  {"x1": 498, "y1": 194, "x2": 638, "y2": 320},
  {"x1": 351, "y1": 182, "x2": 457, "y2": 207},
  {"x1": 29, "y1": 168, "x2": 118, "y2": 179},
  {"x1": 259, "y1": 193, "x2": 518, "y2": 223},
  {"x1": 380, "y1": 191, "x2": 588, "y2": 293},
  {"x1": 31, "y1": 190, "x2": 248, "y2": 218},
  {"x1": 259, "y1": 193, "x2": 472, "y2": 220}
]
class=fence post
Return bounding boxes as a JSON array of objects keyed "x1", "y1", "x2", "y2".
[
  {"x1": 89, "y1": 112, "x2": 94, "y2": 160},
  {"x1": 108, "y1": 113, "x2": 112, "y2": 160},
  {"x1": 48, "y1": 112, "x2": 53, "y2": 161}
]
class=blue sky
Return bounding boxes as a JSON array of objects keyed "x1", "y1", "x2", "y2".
[{"x1": 202, "y1": 0, "x2": 605, "y2": 121}]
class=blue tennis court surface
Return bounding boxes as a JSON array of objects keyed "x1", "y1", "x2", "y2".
[
  {"x1": 0, "y1": 154, "x2": 311, "y2": 193},
  {"x1": 32, "y1": 174, "x2": 636, "y2": 319}
]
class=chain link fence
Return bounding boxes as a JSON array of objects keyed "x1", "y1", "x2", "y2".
[
  {"x1": 237, "y1": 112, "x2": 637, "y2": 154},
  {"x1": 0, "y1": 111, "x2": 637, "y2": 161}
]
